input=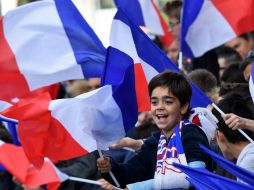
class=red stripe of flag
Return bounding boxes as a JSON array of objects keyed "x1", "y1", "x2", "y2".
[
  {"x1": 151, "y1": 0, "x2": 174, "y2": 47},
  {"x1": 2, "y1": 93, "x2": 88, "y2": 168},
  {"x1": 211, "y1": 0, "x2": 254, "y2": 35},
  {"x1": 0, "y1": 16, "x2": 30, "y2": 102},
  {"x1": 134, "y1": 63, "x2": 150, "y2": 112}
]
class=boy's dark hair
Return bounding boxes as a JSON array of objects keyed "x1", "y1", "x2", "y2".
[
  {"x1": 212, "y1": 93, "x2": 254, "y2": 144},
  {"x1": 148, "y1": 70, "x2": 192, "y2": 118},
  {"x1": 163, "y1": 0, "x2": 182, "y2": 20}
]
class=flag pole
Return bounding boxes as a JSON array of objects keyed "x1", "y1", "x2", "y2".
[
  {"x1": 68, "y1": 176, "x2": 123, "y2": 190},
  {"x1": 69, "y1": 176, "x2": 101, "y2": 185},
  {"x1": 212, "y1": 103, "x2": 254, "y2": 143},
  {"x1": 98, "y1": 149, "x2": 121, "y2": 188},
  {"x1": 178, "y1": 51, "x2": 183, "y2": 70}
]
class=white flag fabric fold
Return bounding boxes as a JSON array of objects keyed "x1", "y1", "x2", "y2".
[
  {"x1": 0, "y1": 0, "x2": 105, "y2": 103},
  {"x1": 181, "y1": 0, "x2": 254, "y2": 57}
]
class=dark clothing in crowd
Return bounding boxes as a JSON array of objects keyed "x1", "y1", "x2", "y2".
[
  {"x1": 192, "y1": 49, "x2": 220, "y2": 82},
  {"x1": 58, "y1": 151, "x2": 104, "y2": 190},
  {"x1": 102, "y1": 124, "x2": 212, "y2": 188}
]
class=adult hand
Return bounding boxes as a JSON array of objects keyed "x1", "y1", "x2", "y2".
[{"x1": 223, "y1": 113, "x2": 246, "y2": 130}]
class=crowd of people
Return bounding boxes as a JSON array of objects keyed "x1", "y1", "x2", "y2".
[{"x1": 1, "y1": 0, "x2": 254, "y2": 190}]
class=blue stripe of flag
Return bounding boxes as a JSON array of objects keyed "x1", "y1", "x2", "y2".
[
  {"x1": 55, "y1": 0, "x2": 106, "y2": 78},
  {"x1": 114, "y1": 0, "x2": 145, "y2": 26}
]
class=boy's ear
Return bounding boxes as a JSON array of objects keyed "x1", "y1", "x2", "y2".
[{"x1": 180, "y1": 103, "x2": 189, "y2": 115}]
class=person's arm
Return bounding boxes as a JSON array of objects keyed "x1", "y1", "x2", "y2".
[
  {"x1": 223, "y1": 113, "x2": 254, "y2": 132},
  {"x1": 97, "y1": 135, "x2": 158, "y2": 188},
  {"x1": 109, "y1": 137, "x2": 144, "y2": 152},
  {"x1": 181, "y1": 124, "x2": 212, "y2": 171}
]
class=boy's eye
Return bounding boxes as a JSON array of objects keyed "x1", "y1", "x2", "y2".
[
  {"x1": 150, "y1": 99, "x2": 158, "y2": 105},
  {"x1": 165, "y1": 100, "x2": 173, "y2": 105}
]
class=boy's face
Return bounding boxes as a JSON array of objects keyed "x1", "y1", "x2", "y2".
[{"x1": 150, "y1": 86, "x2": 187, "y2": 136}]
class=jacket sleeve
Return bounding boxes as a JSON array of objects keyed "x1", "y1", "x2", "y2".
[
  {"x1": 102, "y1": 137, "x2": 157, "y2": 188},
  {"x1": 181, "y1": 124, "x2": 213, "y2": 171}
]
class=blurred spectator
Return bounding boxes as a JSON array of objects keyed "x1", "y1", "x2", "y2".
[
  {"x1": 216, "y1": 46, "x2": 242, "y2": 78},
  {"x1": 240, "y1": 47, "x2": 254, "y2": 81},
  {"x1": 220, "y1": 64, "x2": 246, "y2": 84},
  {"x1": 166, "y1": 39, "x2": 179, "y2": 64},
  {"x1": 224, "y1": 32, "x2": 254, "y2": 59},
  {"x1": 87, "y1": 78, "x2": 101, "y2": 91},
  {"x1": 163, "y1": 0, "x2": 181, "y2": 40},
  {"x1": 66, "y1": 79, "x2": 91, "y2": 97},
  {"x1": 188, "y1": 69, "x2": 219, "y2": 103}
]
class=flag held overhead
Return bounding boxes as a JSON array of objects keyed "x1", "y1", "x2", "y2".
[{"x1": 0, "y1": 0, "x2": 105, "y2": 103}]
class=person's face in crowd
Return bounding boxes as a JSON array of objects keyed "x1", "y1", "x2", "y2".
[
  {"x1": 167, "y1": 39, "x2": 180, "y2": 64},
  {"x1": 87, "y1": 78, "x2": 101, "y2": 91},
  {"x1": 169, "y1": 16, "x2": 180, "y2": 39},
  {"x1": 225, "y1": 37, "x2": 253, "y2": 59},
  {"x1": 150, "y1": 86, "x2": 187, "y2": 137},
  {"x1": 216, "y1": 131, "x2": 235, "y2": 160},
  {"x1": 243, "y1": 63, "x2": 252, "y2": 81},
  {"x1": 218, "y1": 57, "x2": 227, "y2": 78}
]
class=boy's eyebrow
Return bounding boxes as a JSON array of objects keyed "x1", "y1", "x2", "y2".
[{"x1": 151, "y1": 96, "x2": 174, "y2": 99}]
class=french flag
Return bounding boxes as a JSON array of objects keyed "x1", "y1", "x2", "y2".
[
  {"x1": 114, "y1": 0, "x2": 174, "y2": 47},
  {"x1": 0, "y1": 0, "x2": 106, "y2": 103},
  {"x1": 181, "y1": 0, "x2": 254, "y2": 57},
  {"x1": 105, "y1": 9, "x2": 211, "y2": 112},
  {"x1": 2, "y1": 88, "x2": 130, "y2": 168}
]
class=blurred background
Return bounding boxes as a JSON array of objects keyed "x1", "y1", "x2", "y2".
[{"x1": 0, "y1": 0, "x2": 168, "y2": 46}]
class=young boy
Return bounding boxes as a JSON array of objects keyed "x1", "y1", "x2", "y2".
[{"x1": 97, "y1": 71, "x2": 212, "y2": 189}]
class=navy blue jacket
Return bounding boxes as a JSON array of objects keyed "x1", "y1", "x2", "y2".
[{"x1": 102, "y1": 124, "x2": 212, "y2": 188}]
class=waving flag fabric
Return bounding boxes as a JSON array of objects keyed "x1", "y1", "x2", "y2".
[
  {"x1": 181, "y1": 0, "x2": 254, "y2": 57},
  {"x1": 2, "y1": 88, "x2": 128, "y2": 167},
  {"x1": 173, "y1": 163, "x2": 254, "y2": 190},
  {"x1": 114, "y1": 0, "x2": 174, "y2": 47},
  {"x1": 0, "y1": 141, "x2": 68, "y2": 189},
  {"x1": 25, "y1": 159, "x2": 68, "y2": 190},
  {"x1": 0, "y1": 140, "x2": 29, "y2": 182},
  {"x1": 186, "y1": 176, "x2": 216, "y2": 190},
  {"x1": 0, "y1": 83, "x2": 60, "y2": 111},
  {"x1": 249, "y1": 63, "x2": 254, "y2": 103},
  {"x1": 200, "y1": 145, "x2": 254, "y2": 186},
  {"x1": 104, "y1": 9, "x2": 211, "y2": 112},
  {"x1": 0, "y1": 0, "x2": 105, "y2": 103}
]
